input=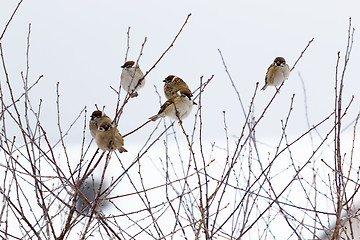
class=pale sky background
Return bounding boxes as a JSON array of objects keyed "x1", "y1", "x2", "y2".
[
  {"x1": 1, "y1": 0, "x2": 360, "y2": 145},
  {"x1": 1, "y1": 1, "x2": 360, "y2": 239}
]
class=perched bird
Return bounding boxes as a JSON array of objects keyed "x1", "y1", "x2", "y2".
[
  {"x1": 89, "y1": 110, "x2": 112, "y2": 138},
  {"x1": 163, "y1": 75, "x2": 192, "y2": 99},
  {"x1": 261, "y1": 57, "x2": 290, "y2": 91},
  {"x1": 121, "y1": 60, "x2": 145, "y2": 97},
  {"x1": 149, "y1": 89, "x2": 194, "y2": 122},
  {"x1": 95, "y1": 121, "x2": 127, "y2": 153}
]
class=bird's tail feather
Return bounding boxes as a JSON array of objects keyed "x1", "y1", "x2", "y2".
[
  {"x1": 118, "y1": 146, "x2": 128, "y2": 153},
  {"x1": 149, "y1": 114, "x2": 160, "y2": 121}
]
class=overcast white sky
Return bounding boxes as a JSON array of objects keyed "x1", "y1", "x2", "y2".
[
  {"x1": 1, "y1": 1, "x2": 360, "y2": 238},
  {"x1": 1, "y1": 0, "x2": 360, "y2": 145}
]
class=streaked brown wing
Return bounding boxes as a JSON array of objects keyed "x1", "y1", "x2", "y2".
[
  {"x1": 158, "y1": 99, "x2": 174, "y2": 114},
  {"x1": 173, "y1": 77, "x2": 190, "y2": 91},
  {"x1": 265, "y1": 64, "x2": 275, "y2": 85}
]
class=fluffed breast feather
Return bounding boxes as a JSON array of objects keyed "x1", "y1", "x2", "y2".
[{"x1": 95, "y1": 125, "x2": 127, "y2": 153}]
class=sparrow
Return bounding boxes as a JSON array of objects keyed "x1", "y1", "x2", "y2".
[
  {"x1": 89, "y1": 110, "x2": 112, "y2": 139},
  {"x1": 121, "y1": 60, "x2": 145, "y2": 98},
  {"x1": 163, "y1": 75, "x2": 192, "y2": 99},
  {"x1": 149, "y1": 89, "x2": 195, "y2": 122},
  {"x1": 95, "y1": 121, "x2": 128, "y2": 153},
  {"x1": 261, "y1": 57, "x2": 290, "y2": 91}
]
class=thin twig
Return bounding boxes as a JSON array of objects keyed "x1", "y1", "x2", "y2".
[
  {"x1": 290, "y1": 38, "x2": 314, "y2": 72},
  {"x1": 0, "y1": 0, "x2": 24, "y2": 41}
]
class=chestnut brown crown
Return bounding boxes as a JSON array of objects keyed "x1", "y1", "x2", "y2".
[
  {"x1": 163, "y1": 75, "x2": 176, "y2": 83},
  {"x1": 91, "y1": 110, "x2": 103, "y2": 120},
  {"x1": 121, "y1": 61, "x2": 135, "y2": 68},
  {"x1": 273, "y1": 57, "x2": 286, "y2": 66}
]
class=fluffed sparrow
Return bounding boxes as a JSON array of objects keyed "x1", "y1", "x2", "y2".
[
  {"x1": 121, "y1": 60, "x2": 145, "y2": 98},
  {"x1": 261, "y1": 57, "x2": 290, "y2": 91},
  {"x1": 89, "y1": 110, "x2": 112, "y2": 138},
  {"x1": 163, "y1": 75, "x2": 192, "y2": 99},
  {"x1": 95, "y1": 121, "x2": 127, "y2": 153},
  {"x1": 149, "y1": 89, "x2": 194, "y2": 122}
]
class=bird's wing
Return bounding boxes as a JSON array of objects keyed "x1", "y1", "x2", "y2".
[
  {"x1": 158, "y1": 99, "x2": 174, "y2": 115},
  {"x1": 265, "y1": 64, "x2": 275, "y2": 84},
  {"x1": 174, "y1": 78, "x2": 191, "y2": 96}
]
